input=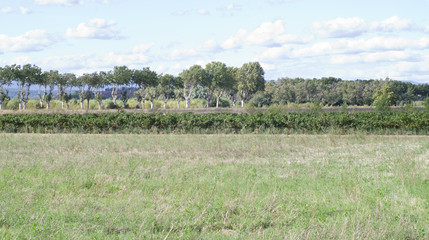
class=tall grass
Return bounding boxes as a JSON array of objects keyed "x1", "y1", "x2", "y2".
[{"x1": 0, "y1": 134, "x2": 427, "y2": 239}]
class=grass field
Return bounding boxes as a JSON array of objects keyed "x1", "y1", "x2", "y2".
[{"x1": 0, "y1": 134, "x2": 428, "y2": 239}]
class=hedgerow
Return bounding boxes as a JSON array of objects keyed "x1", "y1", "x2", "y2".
[{"x1": 0, "y1": 112, "x2": 428, "y2": 134}]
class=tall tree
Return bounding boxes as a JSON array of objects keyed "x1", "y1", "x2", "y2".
[
  {"x1": 159, "y1": 74, "x2": 175, "y2": 109},
  {"x1": 205, "y1": 61, "x2": 233, "y2": 108},
  {"x1": 237, "y1": 62, "x2": 265, "y2": 107},
  {"x1": 75, "y1": 75, "x2": 86, "y2": 109},
  {"x1": 132, "y1": 67, "x2": 158, "y2": 109},
  {"x1": 79, "y1": 72, "x2": 102, "y2": 110},
  {"x1": 173, "y1": 76, "x2": 184, "y2": 109},
  {"x1": 146, "y1": 85, "x2": 160, "y2": 109},
  {"x1": 179, "y1": 65, "x2": 205, "y2": 108},
  {"x1": 214, "y1": 64, "x2": 234, "y2": 108},
  {"x1": 58, "y1": 73, "x2": 75, "y2": 109},
  {"x1": 18, "y1": 64, "x2": 42, "y2": 110},
  {"x1": 44, "y1": 70, "x2": 59, "y2": 109},
  {"x1": 109, "y1": 66, "x2": 132, "y2": 105},
  {"x1": 94, "y1": 72, "x2": 106, "y2": 110},
  {"x1": 0, "y1": 66, "x2": 12, "y2": 110},
  {"x1": 36, "y1": 72, "x2": 48, "y2": 108},
  {"x1": 145, "y1": 73, "x2": 160, "y2": 109}
]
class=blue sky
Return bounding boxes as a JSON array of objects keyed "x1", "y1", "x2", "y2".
[{"x1": 1, "y1": 0, "x2": 429, "y2": 82}]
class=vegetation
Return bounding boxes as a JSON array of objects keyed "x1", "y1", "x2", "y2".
[
  {"x1": 0, "y1": 134, "x2": 427, "y2": 239},
  {"x1": 3, "y1": 64, "x2": 429, "y2": 112},
  {"x1": 0, "y1": 112, "x2": 428, "y2": 134}
]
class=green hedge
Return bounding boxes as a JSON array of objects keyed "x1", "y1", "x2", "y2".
[{"x1": 0, "y1": 112, "x2": 428, "y2": 134}]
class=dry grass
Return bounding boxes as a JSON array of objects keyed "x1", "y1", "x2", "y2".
[{"x1": 0, "y1": 134, "x2": 428, "y2": 239}]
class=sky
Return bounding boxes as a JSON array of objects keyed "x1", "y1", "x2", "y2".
[{"x1": 1, "y1": 0, "x2": 429, "y2": 83}]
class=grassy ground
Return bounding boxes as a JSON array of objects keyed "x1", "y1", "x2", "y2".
[{"x1": 0, "y1": 134, "x2": 428, "y2": 239}]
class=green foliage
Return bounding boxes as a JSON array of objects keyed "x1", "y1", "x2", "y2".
[
  {"x1": 249, "y1": 91, "x2": 271, "y2": 107},
  {"x1": 310, "y1": 100, "x2": 323, "y2": 113},
  {"x1": 373, "y1": 86, "x2": 396, "y2": 112},
  {"x1": 423, "y1": 97, "x2": 429, "y2": 113},
  {"x1": 1, "y1": 112, "x2": 428, "y2": 134},
  {"x1": 209, "y1": 97, "x2": 231, "y2": 108},
  {"x1": 341, "y1": 102, "x2": 348, "y2": 113},
  {"x1": 237, "y1": 62, "x2": 265, "y2": 104}
]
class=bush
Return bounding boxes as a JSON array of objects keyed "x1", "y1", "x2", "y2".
[
  {"x1": 249, "y1": 91, "x2": 271, "y2": 107},
  {"x1": 0, "y1": 112, "x2": 428, "y2": 134},
  {"x1": 6, "y1": 99, "x2": 19, "y2": 110},
  {"x1": 424, "y1": 98, "x2": 429, "y2": 113},
  {"x1": 209, "y1": 97, "x2": 231, "y2": 108}
]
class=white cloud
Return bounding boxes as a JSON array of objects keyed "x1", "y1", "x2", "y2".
[
  {"x1": 260, "y1": 63, "x2": 276, "y2": 71},
  {"x1": 101, "y1": 52, "x2": 149, "y2": 66},
  {"x1": 132, "y1": 43, "x2": 153, "y2": 53},
  {"x1": 330, "y1": 51, "x2": 420, "y2": 64},
  {"x1": 19, "y1": 7, "x2": 32, "y2": 15},
  {"x1": 38, "y1": 43, "x2": 152, "y2": 73},
  {"x1": 34, "y1": 0, "x2": 81, "y2": 6},
  {"x1": 292, "y1": 41, "x2": 337, "y2": 57},
  {"x1": 65, "y1": 18, "x2": 120, "y2": 39},
  {"x1": 340, "y1": 37, "x2": 429, "y2": 53},
  {"x1": 283, "y1": 37, "x2": 429, "y2": 59},
  {"x1": 246, "y1": 20, "x2": 286, "y2": 45},
  {"x1": 0, "y1": 29, "x2": 58, "y2": 53},
  {"x1": 222, "y1": 20, "x2": 309, "y2": 49},
  {"x1": 313, "y1": 16, "x2": 420, "y2": 38},
  {"x1": 222, "y1": 29, "x2": 247, "y2": 49},
  {"x1": 170, "y1": 40, "x2": 222, "y2": 60},
  {"x1": 197, "y1": 9, "x2": 210, "y2": 15},
  {"x1": 218, "y1": 3, "x2": 242, "y2": 16},
  {"x1": 257, "y1": 45, "x2": 291, "y2": 60},
  {"x1": 313, "y1": 17, "x2": 367, "y2": 38},
  {"x1": 11, "y1": 56, "x2": 33, "y2": 65},
  {"x1": 0, "y1": 7, "x2": 12, "y2": 13},
  {"x1": 370, "y1": 16, "x2": 416, "y2": 32}
]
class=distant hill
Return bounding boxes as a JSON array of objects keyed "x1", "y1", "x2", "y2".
[{"x1": 6, "y1": 88, "x2": 39, "y2": 99}]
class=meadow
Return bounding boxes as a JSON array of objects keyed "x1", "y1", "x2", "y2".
[{"x1": 0, "y1": 134, "x2": 427, "y2": 239}]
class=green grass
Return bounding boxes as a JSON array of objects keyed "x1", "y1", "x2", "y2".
[{"x1": 0, "y1": 134, "x2": 428, "y2": 239}]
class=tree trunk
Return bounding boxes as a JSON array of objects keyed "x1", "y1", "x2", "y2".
[
  {"x1": 86, "y1": 100, "x2": 90, "y2": 110},
  {"x1": 164, "y1": 100, "x2": 167, "y2": 109},
  {"x1": 216, "y1": 96, "x2": 220, "y2": 108},
  {"x1": 241, "y1": 100, "x2": 244, "y2": 107},
  {"x1": 40, "y1": 100, "x2": 43, "y2": 108},
  {"x1": 150, "y1": 100, "x2": 154, "y2": 109},
  {"x1": 112, "y1": 87, "x2": 117, "y2": 105},
  {"x1": 206, "y1": 99, "x2": 210, "y2": 108},
  {"x1": 80, "y1": 101, "x2": 84, "y2": 109},
  {"x1": 19, "y1": 102, "x2": 22, "y2": 110},
  {"x1": 177, "y1": 100, "x2": 180, "y2": 109},
  {"x1": 23, "y1": 102, "x2": 27, "y2": 110},
  {"x1": 98, "y1": 102, "x2": 102, "y2": 110},
  {"x1": 66, "y1": 102, "x2": 69, "y2": 109},
  {"x1": 46, "y1": 101, "x2": 50, "y2": 109},
  {"x1": 138, "y1": 101, "x2": 141, "y2": 109},
  {"x1": 61, "y1": 101, "x2": 65, "y2": 109},
  {"x1": 186, "y1": 98, "x2": 190, "y2": 108},
  {"x1": 0, "y1": 103, "x2": 2, "y2": 110}
]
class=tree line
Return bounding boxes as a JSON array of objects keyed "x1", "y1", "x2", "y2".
[
  {"x1": 260, "y1": 77, "x2": 428, "y2": 107},
  {"x1": 1, "y1": 62, "x2": 429, "y2": 111},
  {"x1": 0, "y1": 62, "x2": 264, "y2": 110}
]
